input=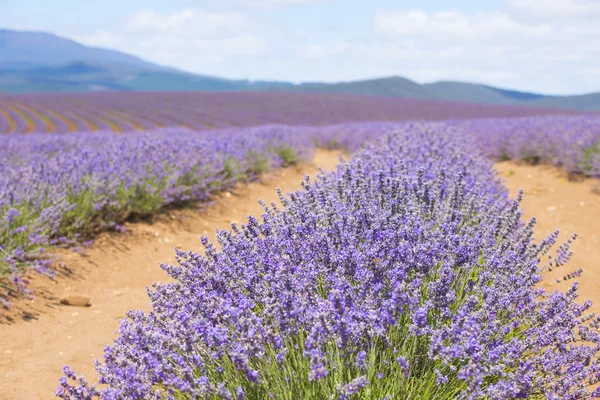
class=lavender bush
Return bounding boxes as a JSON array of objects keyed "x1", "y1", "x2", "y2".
[
  {"x1": 56, "y1": 124, "x2": 600, "y2": 399},
  {"x1": 0, "y1": 126, "x2": 314, "y2": 306}
]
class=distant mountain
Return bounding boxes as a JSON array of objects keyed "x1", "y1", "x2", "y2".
[
  {"x1": 0, "y1": 29, "x2": 163, "y2": 71},
  {"x1": 483, "y1": 85, "x2": 549, "y2": 101},
  {"x1": 268, "y1": 78, "x2": 600, "y2": 112},
  {"x1": 527, "y1": 92, "x2": 600, "y2": 112},
  {"x1": 1, "y1": 29, "x2": 599, "y2": 111},
  {"x1": 0, "y1": 30, "x2": 296, "y2": 93},
  {"x1": 122, "y1": 71, "x2": 295, "y2": 92},
  {"x1": 263, "y1": 78, "x2": 592, "y2": 110},
  {"x1": 423, "y1": 81, "x2": 520, "y2": 105},
  {"x1": 267, "y1": 76, "x2": 432, "y2": 99}
]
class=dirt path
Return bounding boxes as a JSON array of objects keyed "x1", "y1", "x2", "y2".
[
  {"x1": 496, "y1": 162, "x2": 600, "y2": 307},
  {"x1": 0, "y1": 149, "x2": 343, "y2": 400}
]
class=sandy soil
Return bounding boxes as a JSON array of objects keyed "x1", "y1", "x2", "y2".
[
  {"x1": 495, "y1": 162, "x2": 600, "y2": 308},
  {"x1": 0, "y1": 149, "x2": 343, "y2": 400},
  {"x1": 0, "y1": 152, "x2": 598, "y2": 400}
]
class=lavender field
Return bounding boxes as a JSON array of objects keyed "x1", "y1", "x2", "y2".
[
  {"x1": 6, "y1": 0, "x2": 600, "y2": 397},
  {"x1": 1, "y1": 107, "x2": 600, "y2": 398},
  {"x1": 2, "y1": 116, "x2": 599, "y2": 304},
  {"x1": 53, "y1": 121, "x2": 600, "y2": 399},
  {"x1": 0, "y1": 92, "x2": 581, "y2": 134}
]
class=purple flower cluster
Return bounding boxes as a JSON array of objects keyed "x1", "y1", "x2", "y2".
[
  {"x1": 0, "y1": 126, "x2": 314, "y2": 305},
  {"x1": 57, "y1": 123, "x2": 600, "y2": 399}
]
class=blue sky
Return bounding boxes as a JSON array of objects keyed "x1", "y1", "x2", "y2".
[{"x1": 2, "y1": 0, "x2": 599, "y2": 94}]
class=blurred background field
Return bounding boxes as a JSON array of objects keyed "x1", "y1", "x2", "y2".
[{"x1": 0, "y1": 91, "x2": 586, "y2": 134}]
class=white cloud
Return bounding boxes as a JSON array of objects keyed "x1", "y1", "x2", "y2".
[
  {"x1": 77, "y1": 31, "x2": 122, "y2": 48},
  {"x1": 74, "y1": 8, "x2": 266, "y2": 71},
  {"x1": 127, "y1": 9, "x2": 253, "y2": 37},
  {"x1": 374, "y1": 11, "x2": 550, "y2": 38},
  {"x1": 301, "y1": 45, "x2": 326, "y2": 58},
  {"x1": 232, "y1": 0, "x2": 329, "y2": 7},
  {"x1": 51, "y1": 3, "x2": 600, "y2": 94},
  {"x1": 365, "y1": 7, "x2": 600, "y2": 94},
  {"x1": 332, "y1": 43, "x2": 349, "y2": 55},
  {"x1": 507, "y1": 0, "x2": 600, "y2": 18},
  {"x1": 138, "y1": 33, "x2": 266, "y2": 65}
]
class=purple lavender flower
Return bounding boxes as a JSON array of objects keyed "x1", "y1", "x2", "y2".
[{"x1": 396, "y1": 357, "x2": 410, "y2": 378}]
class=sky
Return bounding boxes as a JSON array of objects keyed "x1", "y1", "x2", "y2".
[{"x1": 2, "y1": 0, "x2": 599, "y2": 95}]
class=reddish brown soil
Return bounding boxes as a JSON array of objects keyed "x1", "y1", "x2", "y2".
[
  {"x1": 0, "y1": 153, "x2": 598, "y2": 400},
  {"x1": 0, "y1": 150, "x2": 343, "y2": 400}
]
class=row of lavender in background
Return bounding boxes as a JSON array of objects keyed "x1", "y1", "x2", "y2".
[
  {"x1": 456, "y1": 115, "x2": 600, "y2": 178},
  {"x1": 57, "y1": 123, "x2": 599, "y2": 399},
  {"x1": 0, "y1": 126, "x2": 315, "y2": 307},
  {"x1": 307, "y1": 115, "x2": 600, "y2": 179}
]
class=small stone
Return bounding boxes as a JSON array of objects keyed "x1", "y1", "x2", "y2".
[
  {"x1": 546, "y1": 206, "x2": 556, "y2": 211},
  {"x1": 580, "y1": 202, "x2": 585, "y2": 206},
  {"x1": 60, "y1": 295, "x2": 91, "y2": 307},
  {"x1": 225, "y1": 192, "x2": 232, "y2": 198},
  {"x1": 4, "y1": 350, "x2": 12, "y2": 354}
]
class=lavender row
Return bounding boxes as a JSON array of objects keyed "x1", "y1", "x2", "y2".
[
  {"x1": 306, "y1": 116, "x2": 600, "y2": 179},
  {"x1": 452, "y1": 116, "x2": 600, "y2": 178},
  {"x1": 0, "y1": 126, "x2": 315, "y2": 306},
  {"x1": 58, "y1": 123, "x2": 599, "y2": 399}
]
